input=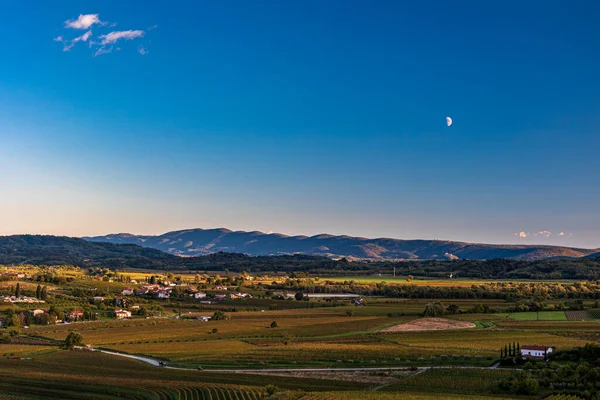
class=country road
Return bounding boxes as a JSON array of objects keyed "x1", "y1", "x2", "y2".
[{"x1": 97, "y1": 349, "x2": 502, "y2": 373}]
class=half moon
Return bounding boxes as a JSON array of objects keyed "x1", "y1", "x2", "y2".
[{"x1": 446, "y1": 117, "x2": 452, "y2": 127}]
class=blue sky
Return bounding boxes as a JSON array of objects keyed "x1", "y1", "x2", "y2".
[{"x1": 1, "y1": 1, "x2": 599, "y2": 248}]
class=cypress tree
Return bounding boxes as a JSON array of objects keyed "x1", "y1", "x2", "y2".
[
  {"x1": 36, "y1": 284, "x2": 42, "y2": 299},
  {"x1": 41, "y1": 286, "x2": 48, "y2": 301},
  {"x1": 15, "y1": 283, "x2": 21, "y2": 298},
  {"x1": 504, "y1": 344, "x2": 509, "y2": 357}
]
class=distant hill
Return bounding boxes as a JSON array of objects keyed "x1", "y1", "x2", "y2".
[
  {"x1": 0, "y1": 235, "x2": 178, "y2": 268},
  {"x1": 3, "y1": 235, "x2": 600, "y2": 279},
  {"x1": 85, "y1": 228, "x2": 598, "y2": 261}
]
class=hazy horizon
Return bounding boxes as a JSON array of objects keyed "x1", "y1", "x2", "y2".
[{"x1": 1, "y1": 1, "x2": 599, "y2": 249}]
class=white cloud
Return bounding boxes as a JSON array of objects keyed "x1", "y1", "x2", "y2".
[
  {"x1": 65, "y1": 14, "x2": 104, "y2": 30},
  {"x1": 57, "y1": 30, "x2": 92, "y2": 51},
  {"x1": 99, "y1": 30, "x2": 144, "y2": 45},
  {"x1": 93, "y1": 46, "x2": 114, "y2": 57},
  {"x1": 514, "y1": 232, "x2": 528, "y2": 238},
  {"x1": 558, "y1": 232, "x2": 565, "y2": 236},
  {"x1": 56, "y1": 15, "x2": 152, "y2": 57},
  {"x1": 535, "y1": 230, "x2": 552, "y2": 238}
]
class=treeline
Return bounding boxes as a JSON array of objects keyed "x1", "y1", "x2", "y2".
[{"x1": 274, "y1": 280, "x2": 600, "y2": 301}]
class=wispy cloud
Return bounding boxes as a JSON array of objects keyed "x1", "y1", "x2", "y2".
[
  {"x1": 65, "y1": 14, "x2": 104, "y2": 30},
  {"x1": 99, "y1": 30, "x2": 144, "y2": 45},
  {"x1": 535, "y1": 230, "x2": 552, "y2": 238},
  {"x1": 56, "y1": 14, "x2": 151, "y2": 57},
  {"x1": 514, "y1": 231, "x2": 528, "y2": 238},
  {"x1": 93, "y1": 46, "x2": 114, "y2": 57},
  {"x1": 58, "y1": 30, "x2": 92, "y2": 51},
  {"x1": 558, "y1": 232, "x2": 565, "y2": 236}
]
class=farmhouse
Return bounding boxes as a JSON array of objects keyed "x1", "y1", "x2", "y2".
[
  {"x1": 194, "y1": 292, "x2": 207, "y2": 299},
  {"x1": 31, "y1": 309, "x2": 46, "y2": 316},
  {"x1": 114, "y1": 309, "x2": 132, "y2": 319},
  {"x1": 121, "y1": 288, "x2": 134, "y2": 296},
  {"x1": 521, "y1": 345, "x2": 552, "y2": 358},
  {"x1": 68, "y1": 310, "x2": 84, "y2": 321}
]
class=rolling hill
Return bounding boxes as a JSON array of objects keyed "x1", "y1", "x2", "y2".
[
  {"x1": 85, "y1": 228, "x2": 598, "y2": 261},
  {"x1": 2, "y1": 234, "x2": 600, "y2": 279}
]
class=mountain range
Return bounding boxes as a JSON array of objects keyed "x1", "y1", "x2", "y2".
[{"x1": 85, "y1": 228, "x2": 599, "y2": 261}]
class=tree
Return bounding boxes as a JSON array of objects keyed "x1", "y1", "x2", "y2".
[
  {"x1": 270, "y1": 321, "x2": 278, "y2": 328},
  {"x1": 423, "y1": 302, "x2": 445, "y2": 317},
  {"x1": 446, "y1": 304, "x2": 460, "y2": 315},
  {"x1": 36, "y1": 284, "x2": 42, "y2": 299},
  {"x1": 295, "y1": 292, "x2": 304, "y2": 301},
  {"x1": 345, "y1": 309, "x2": 355, "y2": 317},
  {"x1": 407, "y1": 275, "x2": 414, "y2": 282},
  {"x1": 41, "y1": 286, "x2": 48, "y2": 301},
  {"x1": 212, "y1": 310, "x2": 229, "y2": 320},
  {"x1": 265, "y1": 385, "x2": 279, "y2": 396},
  {"x1": 15, "y1": 283, "x2": 21, "y2": 298},
  {"x1": 150, "y1": 276, "x2": 157, "y2": 285},
  {"x1": 64, "y1": 332, "x2": 84, "y2": 349}
]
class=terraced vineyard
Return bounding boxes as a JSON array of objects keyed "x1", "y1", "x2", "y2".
[
  {"x1": 297, "y1": 392, "x2": 515, "y2": 399},
  {"x1": 147, "y1": 386, "x2": 264, "y2": 400},
  {"x1": 565, "y1": 311, "x2": 590, "y2": 320}
]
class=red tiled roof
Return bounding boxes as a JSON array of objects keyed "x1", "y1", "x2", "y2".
[{"x1": 521, "y1": 345, "x2": 551, "y2": 351}]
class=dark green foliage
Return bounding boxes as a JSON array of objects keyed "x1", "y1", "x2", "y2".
[
  {"x1": 212, "y1": 310, "x2": 229, "y2": 320},
  {"x1": 423, "y1": 302, "x2": 445, "y2": 317},
  {"x1": 64, "y1": 331, "x2": 84, "y2": 349},
  {"x1": 499, "y1": 371, "x2": 539, "y2": 395}
]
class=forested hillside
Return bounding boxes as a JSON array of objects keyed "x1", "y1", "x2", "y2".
[{"x1": 1, "y1": 235, "x2": 600, "y2": 279}]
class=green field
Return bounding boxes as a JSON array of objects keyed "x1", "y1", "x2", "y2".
[{"x1": 504, "y1": 311, "x2": 568, "y2": 321}]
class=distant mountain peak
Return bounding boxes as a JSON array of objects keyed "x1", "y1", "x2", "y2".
[{"x1": 84, "y1": 228, "x2": 597, "y2": 261}]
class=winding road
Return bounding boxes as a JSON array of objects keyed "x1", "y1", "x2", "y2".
[{"x1": 97, "y1": 349, "x2": 501, "y2": 373}]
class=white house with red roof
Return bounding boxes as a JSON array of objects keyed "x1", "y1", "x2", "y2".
[{"x1": 521, "y1": 345, "x2": 552, "y2": 358}]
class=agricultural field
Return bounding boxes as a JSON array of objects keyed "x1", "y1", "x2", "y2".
[
  {"x1": 505, "y1": 311, "x2": 568, "y2": 321},
  {"x1": 2, "y1": 266, "x2": 599, "y2": 399}
]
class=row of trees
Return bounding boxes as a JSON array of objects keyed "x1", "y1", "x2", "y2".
[{"x1": 3, "y1": 283, "x2": 47, "y2": 300}]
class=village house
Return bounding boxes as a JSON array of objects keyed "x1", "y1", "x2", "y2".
[
  {"x1": 31, "y1": 309, "x2": 46, "y2": 316},
  {"x1": 121, "y1": 288, "x2": 134, "y2": 296},
  {"x1": 114, "y1": 309, "x2": 132, "y2": 319},
  {"x1": 93, "y1": 296, "x2": 105, "y2": 302},
  {"x1": 68, "y1": 310, "x2": 84, "y2": 321},
  {"x1": 214, "y1": 294, "x2": 227, "y2": 301},
  {"x1": 156, "y1": 290, "x2": 170, "y2": 299},
  {"x1": 229, "y1": 292, "x2": 252, "y2": 300},
  {"x1": 213, "y1": 285, "x2": 228, "y2": 290},
  {"x1": 194, "y1": 292, "x2": 207, "y2": 299},
  {"x1": 521, "y1": 345, "x2": 553, "y2": 359}
]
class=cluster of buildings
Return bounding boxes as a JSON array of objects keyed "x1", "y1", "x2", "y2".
[
  {"x1": 2, "y1": 296, "x2": 45, "y2": 304},
  {"x1": 121, "y1": 284, "x2": 251, "y2": 301}
]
